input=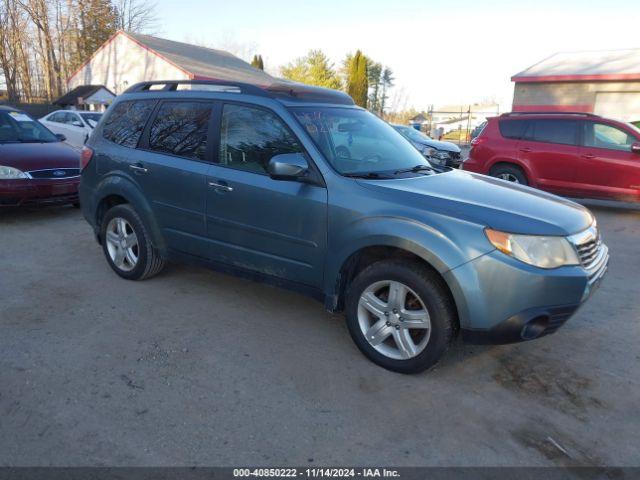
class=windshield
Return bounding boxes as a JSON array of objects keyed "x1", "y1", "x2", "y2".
[
  {"x1": 395, "y1": 125, "x2": 432, "y2": 142},
  {"x1": 0, "y1": 111, "x2": 58, "y2": 143},
  {"x1": 291, "y1": 107, "x2": 430, "y2": 175},
  {"x1": 80, "y1": 112, "x2": 102, "y2": 128}
]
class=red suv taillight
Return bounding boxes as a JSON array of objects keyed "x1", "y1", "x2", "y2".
[{"x1": 80, "y1": 146, "x2": 94, "y2": 171}]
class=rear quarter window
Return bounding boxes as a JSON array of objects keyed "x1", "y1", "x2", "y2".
[
  {"x1": 498, "y1": 119, "x2": 530, "y2": 139},
  {"x1": 102, "y1": 100, "x2": 155, "y2": 148}
]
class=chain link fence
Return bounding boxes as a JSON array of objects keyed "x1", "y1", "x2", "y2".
[{"x1": 413, "y1": 106, "x2": 501, "y2": 147}]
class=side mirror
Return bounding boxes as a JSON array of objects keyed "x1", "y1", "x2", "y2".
[
  {"x1": 267, "y1": 153, "x2": 309, "y2": 180},
  {"x1": 72, "y1": 121, "x2": 84, "y2": 127},
  {"x1": 55, "y1": 134, "x2": 66, "y2": 142},
  {"x1": 631, "y1": 142, "x2": 640, "y2": 154}
]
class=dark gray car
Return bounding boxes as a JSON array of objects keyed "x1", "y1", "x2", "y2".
[
  {"x1": 391, "y1": 124, "x2": 462, "y2": 167},
  {"x1": 79, "y1": 80, "x2": 608, "y2": 373}
]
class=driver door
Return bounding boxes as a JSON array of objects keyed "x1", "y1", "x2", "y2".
[{"x1": 576, "y1": 120, "x2": 640, "y2": 200}]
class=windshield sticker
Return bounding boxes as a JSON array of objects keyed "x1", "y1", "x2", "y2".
[{"x1": 9, "y1": 112, "x2": 33, "y2": 122}]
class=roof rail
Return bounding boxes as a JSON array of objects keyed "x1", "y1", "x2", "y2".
[
  {"x1": 123, "y1": 79, "x2": 355, "y2": 106},
  {"x1": 501, "y1": 111, "x2": 600, "y2": 118},
  {"x1": 124, "y1": 79, "x2": 270, "y2": 97}
]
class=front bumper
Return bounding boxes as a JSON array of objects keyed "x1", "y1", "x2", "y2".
[
  {"x1": 0, "y1": 178, "x2": 79, "y2": 206},
  {"x1": 445, "y1": 246, "x2": 609, "y2": 345}
]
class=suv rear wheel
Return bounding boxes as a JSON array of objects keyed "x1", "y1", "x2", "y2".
[
  {"x1": 490, "y1": 164, "x2": 528, "y2": 185},
  {"x1": 101, "y1": 204, "x2": 165, "y2": 280},
  {"x1": 345, "y1": 259, "x2": 456, "y2": 374}
]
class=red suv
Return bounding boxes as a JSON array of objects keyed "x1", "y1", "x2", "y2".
[{"x1": 463, "y1": 112, "x2": 640, "y2": 202}]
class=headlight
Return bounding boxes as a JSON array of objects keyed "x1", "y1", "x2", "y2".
[
  {"x1": 485, "y1": 228, "x2": 580, "y2": 269},
  {"x1": 422, "y1": 146, "x2": 436, "y2": 157},
  {"x1": 0, "y1": 166, "x2": 28, "y2": 179}
]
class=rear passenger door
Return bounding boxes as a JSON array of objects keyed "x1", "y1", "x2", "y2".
[
  {"x1": 516, "y1": 119, "x2": 580, "y2": 195},
  {"x1": 102, "y1": 100, "x2": 212, "y2": 253},
  {"x1": 204, "y1": 103, "x2": 328, "y2": 288}
]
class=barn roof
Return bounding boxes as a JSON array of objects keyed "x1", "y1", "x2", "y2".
[
  {"x1": 125, "y1": 32, "x2": 275, "y2": 85},
  {"x1": 512, "y1": 48, "x2": 640, "y2": 83}
]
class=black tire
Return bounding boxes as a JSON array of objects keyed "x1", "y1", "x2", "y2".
[
  {"x1": 489, "y1": 164, "x2": 528, "y2": 185},
  {"x1": 100, "y1": 204, "x2": 165, "y2": 280},
  {"x1": 345, "y1": 259, "x2": 456, "y2": 374},
  {"x1": 72, "y1": 201, "x2": 81, "y2": 209}
]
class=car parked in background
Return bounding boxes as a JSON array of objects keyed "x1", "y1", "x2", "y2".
[
  {"x1": 79, "y1": 81, "x2": 607, "y2": 374},
  {"x1": 463, "y1": 112, "x2": 640, "y2": 202},
  {"x1": 40, "y1": 110, "x2": 103, "y2": 148},
  {"x1": 391, "y1": 124, "x2": 462, "y2": 168},
  {"x1": 0, "y1": 106, "x2": 80, "y2": 207}
]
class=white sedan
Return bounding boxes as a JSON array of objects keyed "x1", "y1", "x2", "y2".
[{"x1": 39, "y1": 110, "x2": 102, "y2": 148}]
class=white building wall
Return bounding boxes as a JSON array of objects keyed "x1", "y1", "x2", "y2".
[{"x1": 67, "y1": 33, "x2": 190, "y2": 94}]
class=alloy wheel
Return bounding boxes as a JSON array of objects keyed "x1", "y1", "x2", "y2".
[
  {"x1": 497, "y1": 173, "x2": 520, "y2": 183},
  {"x1": 357, "y1": 280, "x2": 431, "y2": 360},
  {"x1": 105, "y1": 217, "x2": 139, "y2": 272}
]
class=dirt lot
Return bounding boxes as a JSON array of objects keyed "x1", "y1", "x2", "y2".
[{"x1": 1, "y1": 202, "x2": 639, "y2": 467}]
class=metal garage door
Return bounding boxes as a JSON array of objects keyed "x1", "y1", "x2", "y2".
[{"x1": 594, "y1": 92, "x2": 640, "y2": 122}]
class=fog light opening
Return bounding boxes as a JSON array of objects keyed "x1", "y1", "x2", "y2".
[{"x1": 521, "y1": 315, "x2": 550, "y2": 340}]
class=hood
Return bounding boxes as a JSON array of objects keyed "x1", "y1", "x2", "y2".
[
  {"x1": 413, "y1": 138, "x2": 461, "y2": 153},
  {"x1": 0, "y1": 141, "x2": 80, "y2": 172},
  {"x1": 357, "y1": 170, "x2": 593, "y2": 236}
]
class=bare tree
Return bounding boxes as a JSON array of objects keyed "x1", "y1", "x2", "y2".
[
  {"x1": 114, "y1": 0, "x2": 157, "y2": 33},
  {"x1": 0, "y1": 0, "x2": 20, "y2": 100},
  {"x1": 17, "y1": 0, "x2": 64, "y2": 100}
]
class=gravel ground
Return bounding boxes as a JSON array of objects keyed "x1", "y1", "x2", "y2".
[{"x1": 1, "y1": 202, "x2": 639, "y2": 467}]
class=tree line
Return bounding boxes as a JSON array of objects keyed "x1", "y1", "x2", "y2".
[
  {"x1": 0, "y1": 0, "x2": 156, "y2": 102},
  {"x1": 278, "y1": 49, "x2": 394, "y2": 116}
]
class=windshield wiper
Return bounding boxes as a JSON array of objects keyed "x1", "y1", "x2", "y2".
[
  {"x1": 342, "y1": 171, "x2": 393, "y2": 179},
  {"x1": 393, "y1": 164, "x2": 435, "y2": 175}
]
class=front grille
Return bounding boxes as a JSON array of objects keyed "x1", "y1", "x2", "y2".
[
  {"x1": 27, "y1": 168, "x2": 80, "y2": 179},
  {"x1": 450, "y1": 151, "x2": 461, "y2": 160},
  {"x1": 569, "y1": 224, "x2": 608, "y2": 282},
  {"x1": 576, "y1": 237, "x2": 601, "y2": 266}
]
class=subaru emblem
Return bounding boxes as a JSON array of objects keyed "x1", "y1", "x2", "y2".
[{"x1": 53, "y1": 170, "x2": 66, "y2": 177}]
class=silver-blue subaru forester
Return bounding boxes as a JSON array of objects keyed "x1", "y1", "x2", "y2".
[{"x1": 79, "y1": 80, "x2": 609, "y2": 373}]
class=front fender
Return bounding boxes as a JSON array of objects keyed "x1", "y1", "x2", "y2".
[
  {"x1": 91, "y1": 174, "x2": 166, "y2": 252},
  {"x1": 323, "y1": 215, "x2": 492, "y2": 301}
]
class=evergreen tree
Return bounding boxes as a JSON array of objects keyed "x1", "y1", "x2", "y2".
[
  {"x1": 347, "y1": 50, "x2": 368, "y2": 108},
  {"x1": 280, "y1": 50, "x2": 341, "y2": 89},
  {"x1": 379, "y1": 67, "x2": 394, "y2": 116},
  {"x1": 251, "y1": 54, "x2": 264, "y2": 70}
]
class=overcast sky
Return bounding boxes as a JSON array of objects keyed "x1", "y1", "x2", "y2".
[{"x1": 155, "y1": 0, "x2": 640, "y2": 111}]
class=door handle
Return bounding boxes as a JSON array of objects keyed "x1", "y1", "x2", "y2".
[
  {"x1": 208, "y1": 181, "x2": 233, "y2": 192},
  {"x1": 581, "y1": 154, "x2": 596, "y2": 159},
  {"x1": 519, "y1": 147, "x2": 532, "y2": 153},
  {"x1": 129, "y1": 164, "x2": 148, "y2": 174}
]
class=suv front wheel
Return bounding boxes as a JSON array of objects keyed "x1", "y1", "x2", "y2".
[
  {"x1": 345, "y1": 259, "x2": 456, "y2": 374},
  {"x1": 101, "y1": 204, "x2": 165, "y2": 280}
]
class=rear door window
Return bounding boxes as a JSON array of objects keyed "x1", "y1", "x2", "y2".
[
  {"x1": 103, "y1": 100, "x2": 156, "y2": 148},
  {"x1": 529, "y1": 120, "x2": 578, "y2": 146},
  {"x1": 148, "y1": 101, "x2": 213, "y2": 160},
  {"x1": 498, "y1": 120, "x2": 530, "y2": 139}
]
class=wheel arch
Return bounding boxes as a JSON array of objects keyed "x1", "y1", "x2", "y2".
[
  {"x1": 326, "y1": 241, "x2": 461, "y2": 334},
  {"x1": 92, "y1": 175, "x2": 166, "y2": 251}
]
